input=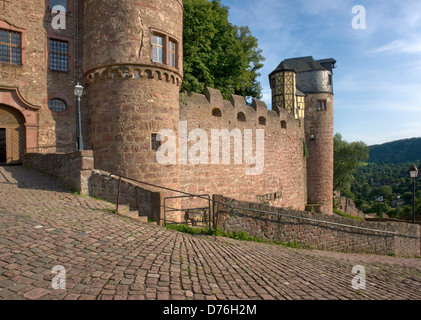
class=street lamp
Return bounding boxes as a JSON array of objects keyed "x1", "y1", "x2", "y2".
[
  {"x1": 74, "y1": 83, "x2": 84, "y2": 151},
  {"x1": 409, "y1": 165, "x2": 418, "y2": 224}
]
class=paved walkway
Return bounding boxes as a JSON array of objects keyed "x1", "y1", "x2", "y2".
[{"x1": 0, "y1": 166, "x2": 420, "y2": 300}]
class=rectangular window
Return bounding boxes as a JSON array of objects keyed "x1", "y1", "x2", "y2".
[
  {"x1": 50, "y1": 39, "x2": 68, "y2": 71},
  {"x1": 151, "y1": 133, "x2": 162, "y2": 151},
  {"x1": 317, "y1": 100, "x2": 327, "y2": 111},
  {"x1": 0, "y1": 29, "x2": 22, "y2": 65},
  {"x1": 168, "y1": 40, "x2": 176, "y2": 68},
  {"x1": 152, "y1": 35, "x2": 163, "y2": 63},
  {"x1": 50, "y1": 0, "x2": 67, "y2": 11}
]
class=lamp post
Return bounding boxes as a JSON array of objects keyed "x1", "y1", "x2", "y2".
[
  {"x1": 409, "y1": 165, "x2": 418, "y2": 224},
  {"x1": 74, "y1": 83, "x2": 84, "y2": 151}
]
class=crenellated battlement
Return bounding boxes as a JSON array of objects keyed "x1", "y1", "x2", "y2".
[
  {"x1": 84, "y1": 64, "x2": 182, "y2": 88},
  {"x1": 180, "y1": 87, "x2": 301, "y2": 134}
]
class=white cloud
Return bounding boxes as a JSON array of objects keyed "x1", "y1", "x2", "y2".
[{"x1": 371, "y1": 39, "x2": 421, "y2": 54}]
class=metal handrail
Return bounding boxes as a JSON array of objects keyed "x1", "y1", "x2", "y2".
[
  {"x1": 108, "y1": 173, "x2": 419, "y2": 239},
  {"x1": 25, "y1": 143, "x2": 76, "y2": 154},
  {"x1": 163, "y1": 194, "x2": 212, "y2": 230}
]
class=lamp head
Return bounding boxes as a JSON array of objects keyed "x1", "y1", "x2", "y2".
[
  {"x1": 410, "y1": 165, "x2": 418, "y2": 179},
  {"x1": 74, "y1": 83, "x2": 84, "y2": 97}
]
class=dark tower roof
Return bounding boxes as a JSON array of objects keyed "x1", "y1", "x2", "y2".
[{"x1": 270, "y1": 56, "x2": 336, "y2": 75}]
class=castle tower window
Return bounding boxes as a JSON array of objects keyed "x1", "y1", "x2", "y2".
[
  {"x1": 281, "y1": 120, "x2": 287, "y2": 129},
  {"x1": 48, "y1": 99, "x2": 67, "y2": 113},
  {"x1": 152, "y1": 35, "x2": 164, "y2": 63},
  {"x1": 317, "y1": 100, "x2": 327, "y2": 111},
  {"x1": 49, "y1": 39, "x2": 69, "y2": 71},
  {"x1": 168, "y1": 40, "x2": 176, "y2": 68},
  {"x1": 49, "y1": 0, "x2": 67, "y2": 12},
  {"x1": 151, "y1": 30, "x2": 179, "y2": 69},
  {"x1": 237, "y1": 112, "x2": 246, "y2": 122},
  {"x1": 151, "y1": 133, "x2": 162, "y2": 151},
  {"x1": 0, "y1": 29, "x2": 22, "y2": 65},
  {"x1": 212, "y1": 108, "x2": 222, "y2": 117},
  {"x1": 258, "y1": 116, "x2": 266, "y2": 125}
]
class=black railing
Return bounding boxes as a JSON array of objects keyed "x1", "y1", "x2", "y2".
[
  {"x1": 25, "y1": 143, "x2": 76, "y2": 154},
  {"x1": 163, "y1": 194, "x2": 212, "y2": 230}
]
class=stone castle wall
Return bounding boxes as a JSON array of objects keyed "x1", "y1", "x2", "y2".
[
  {"x1": 179, "y1": 87, "x2": 307, "y2": 211},
  {"x1": 304, "y1": 92, "x2": 334, "y2": 214},
  {"x1": 0, "y1": 0, "x2": 87, "y2": 150},
  {"x1": 215, "y1": 195, "x2": 421, "y2": 257}
]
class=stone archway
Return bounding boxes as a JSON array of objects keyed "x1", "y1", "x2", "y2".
[
  {"x1": 0, "y1": 87, "x2": 39, "y2": 164},
  {"x1": 0, "y1": 105, "x2": 26, "y2": 164}
]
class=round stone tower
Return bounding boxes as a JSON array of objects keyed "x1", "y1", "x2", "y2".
[
  {"x1": 296, "y1": 57, "x2": 336, "y2": 215},
  {"x1": 83, "y1": 0, "x2": 183, "y2": 190}
]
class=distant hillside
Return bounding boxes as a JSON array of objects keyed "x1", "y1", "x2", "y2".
[{"x1": 368, "y1": 137, "x2": 421, "y2": 164}]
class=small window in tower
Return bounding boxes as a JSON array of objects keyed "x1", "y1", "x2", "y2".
[
  {"x1": 152, "y1": 35, "x2": 164, "y2": 64},
  {"x1": 258, "y1": 116, "x2": 266, "y2": 126},
  {"x1": 281, "y1": 120, "x2": 287, "y2": 129},
  {"x1": 49, "y1": 0, "x2": 67, "y2": 12},
  {"x1": 328, "y1": 74, "x2": 332, "y2": 85},
  {"x1": 237, "y1": 112, "x2": 246, "y2": 122},
  {"x1": 151, "y1": 133, "x2": 162, "y2": 151},
  {"x1": 212, "y1": 108, "x2": 222, "y2": 117},
  {"x1": 168, "y1": 40, "x2": 176, "y2": 68},
  {"x1": 0, "y1": 29, "x2": 22, "y2": 65},
  {"x1": 50, "y1": 38, "x2": 69, "y2": 71},
  {"x1": 317, "y1": 100, "x2": 327, "y2": 111},
  {"x1": 48, "y1": 99, "x2": 67, "y2": 113}
]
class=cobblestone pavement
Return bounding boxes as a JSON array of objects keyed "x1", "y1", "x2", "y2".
[{"x1": 0, "y1": 166, "x2": 420, "y2": 300}]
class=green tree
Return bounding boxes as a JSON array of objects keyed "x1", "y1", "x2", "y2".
[
  {"x1": 182, "y1": 0, "x2": 265, "y2": 100},
  {"x1": 334, "y1": 133, "x2": 369, "y2": 193}
]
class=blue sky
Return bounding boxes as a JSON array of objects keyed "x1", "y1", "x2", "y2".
[{"x1": 221, "y1": 0, "x2": 421, "y2": 146}]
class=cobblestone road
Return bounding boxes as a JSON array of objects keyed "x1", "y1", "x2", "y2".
[{"x1": 0, "y1": 166, "x2": 420, "y2": 300}]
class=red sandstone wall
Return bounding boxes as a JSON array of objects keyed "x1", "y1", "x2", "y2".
[
  {"x1": 0, "y1": 0, "x2": 85, "y2": 150},
  {"x1": 215, "y1": 195, "x2": 421, "y2": 257},
  {"x1": 84, "y1": 0, "x2": 183, "y2": 202},
  {"x1": 179, "y1": 88, "x2": 307, "y2": 211},
  {"x1": 305, "y1": 93, "x2": 334, "y2": 214}
]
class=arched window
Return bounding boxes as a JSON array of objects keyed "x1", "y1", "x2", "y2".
[
  {"x1": 212, "y1": 108, "x2": 222, "y2": 117},
  {"x1": 281, "y1": 120, "x2": 287, "y2": 129},
  {"x1": 237, "y1": 112, "x2": 246, "y2": 122},
  {"x1": 258, "y1": 116, "x2": 266, "y2": 125},
  {"x1": 48, "y1": 99, "x2": 67, "y2": 113}
]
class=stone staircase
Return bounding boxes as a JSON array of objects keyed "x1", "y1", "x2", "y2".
[{"x1": 116, "y1": 205, "x2": 149, "y2": 223}]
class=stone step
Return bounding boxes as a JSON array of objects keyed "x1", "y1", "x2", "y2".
[
  {"x1": 136, "y1": 215, "x2": 148, "y2": 223},
  {"x1": 125, "y1": 211, "x2": 139, "y2": 219},
  {"x1": 116, "y1": 205, "x2": 149, "y2": 223},
  {"x1": 117, "y1": 205, "x2": 131, "y2": 215}
]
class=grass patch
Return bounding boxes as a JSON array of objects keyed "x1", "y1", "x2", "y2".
[
  {"x1": 333, "y1": 208, "x2": 364, "y2": 221},
  {"x1": 165, "y1": 224, "x2": 306, "y2": 249},
  {"x1": 165, "y1": 223, "x2": 214, "y2": 235}
]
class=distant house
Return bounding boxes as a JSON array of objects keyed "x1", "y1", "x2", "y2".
[
  {"x1": 374, "y1": 196, "x2": 384, "y2": 202},
  {"x1": 391, "y1": 199, "x2": 405, "y2": 208}
]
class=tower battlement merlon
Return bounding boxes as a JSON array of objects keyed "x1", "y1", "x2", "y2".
[{"x1": 180, "y1": 87, "x2": 301, "y2": 132}]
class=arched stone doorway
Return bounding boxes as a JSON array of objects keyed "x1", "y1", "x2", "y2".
[
  {"x1": 0, "y1": 104, "x2": 26, "y2": 164},
  {"x1": 0, "y1": 87, "x2": 39, "y2": 165}
]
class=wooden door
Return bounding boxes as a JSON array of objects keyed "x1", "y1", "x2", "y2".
[
  {"x1": 0, "y1": 105, "x2": 26, "y2": 165},
  {"x1": 0, "y1": 128, "x2": 6, "y2": 163}
]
